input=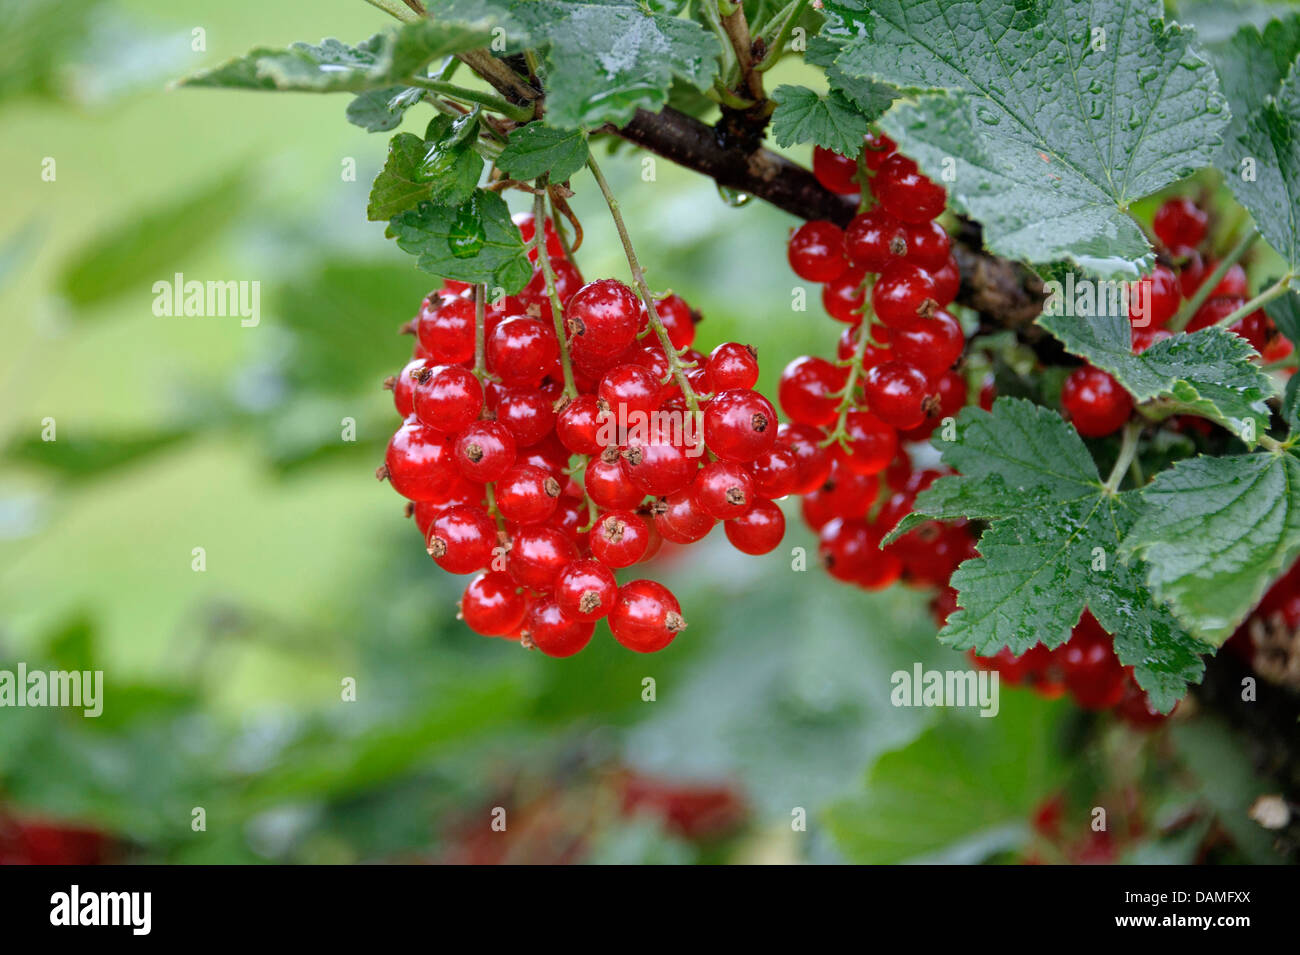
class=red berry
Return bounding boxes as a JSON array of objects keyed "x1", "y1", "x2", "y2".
[
  {"x1": 526, "y1": 597, "x2": 595, "y2": 657},
  {"x1": 507, "y1": 524, "x2": 579, "y2": 591},
  {"x1": 693, "y1": 460, "x2": 755, "y2": 520},
  {"x1": 887, "y1": 310, "x2": 965, "y2": 378},
  {"x1": 1229, "y1": 309, "x2": 1273, "y2": 351},
  {"x1": 778, "y1": 356, "x2": 846, "y2": 427},
  {"x1": 556, "y1": 394, "x2": 610, "y2": 455},
  {"x1": 412, "y1": 365, "x2": 484, "y2": 434},
  {"x1": 812, "y1": 146, "x2": 860, "y2": 195},
  {"x1": 585, "y1": 448, "x2": 646, "y2": 509},
  {"x1": 609, "y1": 579, "x2": 687, "y2": 653},
  {"x1": 654, "y1": 489, "x2": 716, "y2": 543},
  {"x1": 902, "y1": 219, "x2": 951, "y2": 271},
  {"x1": 725, "y1": 498, "x2": 785, "y2": 555},
  {"x1": 818, "y1": 517, "x2": 901, "y2": 589},
  {"x1": 800, "y1": 460, "x2": 879, "y2": 527},
  {"x1": 427, "y1": 505, "x2": 497, "y2": 574},
  {"x1": 703, "y1": 389, "x2": 778, "y2": 462},
  {"x1": 1061, "y1": 365, "x2": 1133, "y2": 437},
  {"x1": 620, "y1": 430, "x2": 699, "y2": 497},
  {"x1": 513, "y1": 210, "x2": 565, "y2": 260},
  {"x1": 555, "y1": 558, "x2": 619, "y2": 621},
  {"x1": 599, "y1": 363, "x2": 662, "y2": 418},
  {"x1": 488, "y1": 316, "x2": 559, "y2": 386},
  {"x1": 1186, "y1": 295, "x2": 1245, "y2": 332},
  {"x1": 454, "y1": 420, "x2": 517, "y2": 483},
  {"x1": 383, "y1": 418, "x2": 456, "y2": 502},
  {"x1": 822, "y1": 267, "x2": 868, "y2": 323},
  {"x1": 565, "y1": 278, "x2": 640, "y2": 357},
  {"x1": 1128, "y1": 264, "x2": 1180, "y2": 329},
  {"x1": 862, "y1": 132, "x2": 896, "y2": 171},
  {"x1": 838, "y1": 409, "x2": 898, "y2": 476},
  {"x1": 706, "y1": 342, "x2": 760, "y2": 391},
  {"x1": 1060, "y1": 614, "x2": 1126, "y2": 710},
  {"x1": 900, "y1": 368, "x2": 968, "y2": 441},
  {"x1": 495, "y1": 387, "x2": 557, "y2": 447},
  {"x1": 845, "y1": 208, "x2": 907, "y2": 271},
  {"x1": 872, "y1": 262, "x2": 939, "y2": 329},
  {"x1": 1152, "y1": 197, "x2": 1208, "y2": 253},
  {"x1": 641, "y1": 293, "x2": 696, "y2": 351},
  {"x1": 494, "y1": 464, "x2": 562, "y2": 525},
  {"x1": 521, "y1": 258, "x2": 583, "y2": 321},
  {"x1": 391, "y1": 358, "x2": 431, "y2": 418},
  {"x1": 788, "y1": 221, "x2": 848, "y2": 282},
  {"x1": 871, "y1": 154, "x2": 946, "y2": 224},
  {"x1": 749, "y1": 444, "x2": 801, "y2": 499},
  {"x1": 460, "y1": 571, "x2": 527, "y2": 636},
  {"x1": 417, "y1": 295, "x2": 475, "y2": 365},
  {"x1": 590, "y1": 510, "x2": 651, "y2": 567},
  {"x1": 864, "y1": 360, "x2": 932, "y2": 430},
  {"x1": 930, "y1": 254, "x2": 961, "y2": 306},
  {"x1": 1178, "y1": 255, "x2": 1248, "y2": 300},
  {"x1": 776, "y1": 422, "x2": 835, "y2": 494}
]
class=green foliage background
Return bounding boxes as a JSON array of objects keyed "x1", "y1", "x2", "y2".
[{"x1": 0, "y1": 0, "x2": 1282, "y2": 863}]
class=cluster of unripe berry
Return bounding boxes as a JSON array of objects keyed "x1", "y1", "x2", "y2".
[
  {"x1": 779, "y1": 138, "x2": 975, "y2": 591},
  {"x1": 1062, "y1": 196, "x2": 1288, "y2": 438},
  {"x1": 380, "y1": 212, "x2": 791, "y2": 657}
]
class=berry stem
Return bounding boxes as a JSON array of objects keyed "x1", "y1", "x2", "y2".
[
  {"x1": 1167, "y1": 231, "x2": 1258, "y2": 333},
  {"x1": 1211, "y1": 273, "x2": 1295, "y2": 331},
  {"x1": 585, "y1": 153, "x2": 703, "y2": 416},
  {"x1": 473, "y1": 282, "x2": 487, "y2": 381},
  {"x1": 483, "y1": 482, "x2": 507, "y2": 534},
  {"x1": 407, "y1": 77, "x2": 535, "y2": 122},
  {"x1": 531, "y1": 179, "x2": 580, "y2": 402},
  {"x1": 1104, "y1": 421, "x2": 1142, "y2": 493},
  {"x1": 822, "y1": 281, "x2": 877, "y2": 449}
]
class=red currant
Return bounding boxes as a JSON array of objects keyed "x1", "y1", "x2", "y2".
[
  {"x1": 778, "y1": 356, "x2": 846, "y2": 428},
  {"x1": 585, "y1": 448, "x2": 646, "y2": 509},
  {"x1": 822, "y1": 267, "x2": 868, "y2": 323},
  {"x1": 1152, "y1": 197, "x2": 1208, "y2": 254},
  {"x1": 526, "y1": 597, "x2": 595, "y2": 657},
  {"x1": 693, "y1": 460, "x2": 754, "y2": 520},
  {"x1": 724, "y1": 498, "x2": 785, "y2": 555},
  {"x1": 590, "y1": 510, "x2": 651, "y2": 567},
  {"x1": 706, "y1": 342, "x2": 760, "y2": 391},
  {"x1": 871, "y1": 154, "x2": 947, "y2": 224},
  {"x1": 654, "y1": 489, "x2": 716, "y2": 543},
  {"x1": 886, "y1": 310, "x2": 965, "y2": 378},
  {"x1": 703, "y1": 389, "x2": 777, "y2": 462},
  {"x1": 495, "y1": 387, "x2": 557, "y2": 447},
  {"x1": 864, "y1": 360, "x2": 932, "y2": 430},
  {"x1": 872, "y1": 262, "x2": 939, "y2": 329},
  {"x1": 494, "y1": 464, "x2": 562, "y2": 525},
  {"x1": 507, "y1": 524, "x2": 579, "y2": 591},
  {"x1": 812, "y1": 145, "x2": 860, "y2": 195},
  {"x1": 788, "y1": 221, "x2": 848, "y2": 282},
  {"x1": 427, "y1": 505, "x2": 497, "y2": 574},
  {"x1": 749, "y1": 444, "x2": 801, "y2": 499},
  {"x1": 412, "y1": 365, "x2": 484, "y2": 434},
  {"x1": 488, "y1": 315, "x2": 559, "y2": 386},
  {"x1": 838, "y1": 409, "x2": 898, "y2": 476},
  {"x1": 417, "y1": 295, "x2": 475, "y2": 365},
  {"x1": 556, "y1": 394, "x2": 610, "y2": 455},
  {"x1": 565, "y1": 278, "x2": 640, "y2": 357},
  {"x1": 555, "y1": 558, "x2": 619, "y2": 621},
  {"x1": 609, "y1": 579, "x2": 686, "y2": 653},
  {"x1": 383, "y1": 418, "x2": 456, "y2": 502},
  {"x1": 460, "y1": 571, "x2": 527, "y2": 636},
  {"x1": 641, "y1": 293, "x2": 697, "y2": 351},
  {"x1": 454, "y1": 420, "x2": 517, "y2": 483},
  {"x1": 1061, "y1": 365, "x2": 1133, "y2": 438}
]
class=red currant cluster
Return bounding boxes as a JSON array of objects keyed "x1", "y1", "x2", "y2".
[
  {"x1": 1062, "y1": 196, "x2": 1290, "y2": 439},
  {"x1": 951, "y1": 607, "x2": 1170, "y2": 726},
  {"x1": 380, "y1": 212, "x2": 789, "y2": 657},
  {"x1": 778, "y1": 139, "x2": 974, "y2": 591}
]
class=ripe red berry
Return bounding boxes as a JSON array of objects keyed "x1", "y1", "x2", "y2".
[
  {"x1": 693, "y1": 460, "x2": 754, "y2": 520},
  {"x1": 507, "y1": 524, "x2": 578, "y2": 591},
  {"x1": 495, "y1": 387, "x2": 557, "y2": 447},
  {"x1": 556, "y1": 394, "x2": 610, "y2": 455},
  {"x1": 488, "y1": 315, "x2": 559, "y2": 386},
  {"x1": 903, "y1": 219, "x2": 951, "y2": 271},
  {"x1": 1186, "y1": 295, "x2": 1245, "y2": 332},
  {"x1": 513, "y1": 210, "x2": 565, "y2": 260},
  {"x1": 822, "y1": 267, "x2": 868, "y2": 323},
  {"x1": 838, "y1": 409, "x2": 898, "y2": 476},
  {"x1": 590, "y1": 510, "x2": 651, "y2": 567},
  {"x1": 427, "y1": 505, "x2": 498, "y2": 574},
  {"x1": 654, "y1": 489, "x2": 716, "y2": 543},
  {"x1": 412, "y1": 365, "x2": 484, "y2": 434},
  {"x1": 845, "y1": 208, "x2": 907, "y2": 272},
  {"x1": 641, "y1": 293, "x2": 696, "y2": 351},
  {"x1": 706, "y1": 342, "x2": 760, "y2": 391},
  {"x1": 871, "y1": 154, "x2": 947, "y2": 224},
  {"x1": 778, "y1": 356, "x2": 847, "y2": 427},
  {"x1": 526, "y1": 597, "x2": 595, "y2": 657},
  {"x1": 1128, "y1": 263, "x2": 1180, "y2": 329},
  {"x1": 818, "y1": 517, "x2": 901, "y2": 589},
  {"x1": 520, "y1": 258, "x2": 584, "y2": 321},
  {"x1": 749, "y1": 444, "x2": 802, "y2": 499},
  {"x1": 621, "y1": 431, "x2": 699, "y2": 497},
  {"x1": 460, "y1": 572, "x2": 528, "y2": 636},
  {"x1": 494, "y1": 464, "x2": 562, "y2": 525},
  {"x1": 930, "y1": 254, "x2": 961, "y2": 306},
  {"x1": 1061, "y1": 365, "x2": 1133, "y2": 438},
  {"x1": 703, "y1": 389, "x2": 777, "y2": 462},
  {"x1": 1152, "y1": 197, "x2": 1208, "y2": 254},
  {"x1": 900, "y1": 368, "x2": 968, "y2": 441},
  {"x1": 585, "y1": 448, "x2": 647, "y2": 509},
  {"x1": 555, "y1": 558, "x2": 619, "y2": 621},
  {"x1": 872, "y1": 262, "x2": 939, "y2": 329},
  {"x1": 800, "y1": 460, "x2": 879, "y2": 527},
  {"x1": 608, "y1": 579, "x2": 687, "y2": 653},
  {"x1": 565, "y1": 278, "x2": 640, "y2": 357},
  {"x1": 788, "y1": 220, "x2": 848, "y2": 282},
  {"x1": 776, "y1": 422, "x2": 835, "y2": 494},
  {"x1": 864, "y1": 360, "x2": 932, "y2": 430},
  {"x1": 383, "y1": 418, "x2": 456, "y2": 502},
  {"x1": 862, "y1": 131, "x2": 896, "y2": 171},
  {"x1": 1060, "y1": 614, "x2": 1127, "y2": 709},
  {"x1": 599, "y1": 363, "x2": 662, "y2": 418},
  {"x1": 1178, "y1": 255, "x2": 1248, "y2": 300},
  {"x1": 886, "y1": 310, "x2": 965, "y2": 378},
  {"x1": 812, "y1": 145, "x2": 860, "y2": 195},
  {"x1": 417, "y1": 295, "x2": 475, "y2": 364},
  {"x1": 454, "y1": 420, "x2": 517, "y2": 483},
  {"x1": 391, "y1": 358, "x2": 431, "y2": 418},
  {"x1": 725, "y1": 498, "x2": 785, "y2": 555}
]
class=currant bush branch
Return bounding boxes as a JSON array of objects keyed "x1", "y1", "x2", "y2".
[{"x1": 1211, "y1": 273, "x2": 1296, "y2": 331}]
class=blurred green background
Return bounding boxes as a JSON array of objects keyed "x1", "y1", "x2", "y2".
[{"x1": 0, "y1": 0, "x2": 1281, "y2": 864}]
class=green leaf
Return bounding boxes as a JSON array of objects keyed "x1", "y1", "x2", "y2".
[
  {"x1": 1227, "y1": 61, "x2": 1300, "y2": 269},
  {"x1": 367, "y1": 113, "x2": 484, "y2": 221},
  {"x1": 1284, "y1": 373, "x2": 1300, "y2": 433},
  {"x1": 5, "y1": 430, "x2": 190, "y2": 481},
  {"x1": 1200, "y1": 14, "x2": 1300, "y2": 169},
  {"x1": 496, "y1": 122, "x2": 589, "y2": 182},
  {"x1": 887, "y1": 398, "x2": 1210, "y2": 711},
  {"x1": 769, "y1": 85, "x2": 870, "y2": 156},
  {"x1": 1036, "y1": 299, "x2": 1274, "y2": 445},
  {"x1": 824, "y1": 0, "x2": 1228, "y2": 279},
  {"x1": 1267, "y1": 288, "x2": 1300, "y2": 346},
  {"x1": 824, "y1": 693, "x2": 1067, "y2": 864},
  {"x1": 805, "y1": 36, "x2": 896, "y2": 121},
  {"x1": 346, "y1": 86, "x2": 423, "y2": 132},
  {"x1": 1120, "y1": 451, "x2": 1300, "y2": 642},
  {"x1": 385, "y1": 189, "x2": 532, "y2": 293},
  {"x1": 177, "y1": 18, "x2": 493, "y2": 93},
  {"x1": 56, "y1": 170, "x2": 252, "y2": 308}
]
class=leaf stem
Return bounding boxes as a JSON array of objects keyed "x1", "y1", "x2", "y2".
[
  {"x1": 755, "y1": 0, "x2": 811, "y2": 72},
  {"x1": 363, "y1": 0, "x2": 422, "y2": 23},
  {"x1": 1167, "y1": 231, "x2": 1258, "y2": 332},
  {"x1": 407, "y1": 77, "x2": 534, "y2": 121},
  {"x1": 1104, "y1": 421, "x2": 1142, "y2": 493},
  {"x1": 585, "y1": 153, "x2": 703, "y2": 415},
  {"x1": 532, "y1": 180, "x2": 579, "y2": 401},
  {"x1": 718, "y1": 0, "x2": 764, "y2": 102},
  {"x1": 1211, "y1": 273, "x2": 1295, "y2": 331}
]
